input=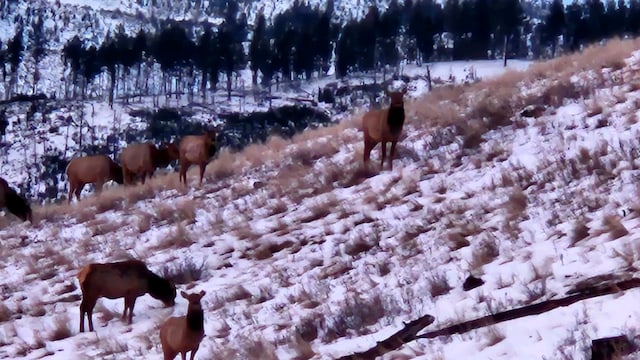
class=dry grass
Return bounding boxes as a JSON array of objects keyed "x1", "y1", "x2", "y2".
[
  {"x1": 469, "y1": 234, "x2": 500, "y2": 271},
  {"x1": 504, "y1": 188, "x2": 528, "y2": 220},
  {"x1": 602, "y1": 214, "x2": 629, "y2": 240},
  {"x1": 571, "y1": 217, "x2": 591, "y2": 245},
  {"x1": 428, "y1": 272, "x2": 452, "y2": 297},
  {"x1": 163, "y1": 256, "x2": 207, "y2": 285},
  {"x1": 47, "y1": 315, "x2": 72, "y2": 341}
]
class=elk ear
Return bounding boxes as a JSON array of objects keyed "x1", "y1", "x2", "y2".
[
  {"x1": 199, "y1": 290, "x2": 206, "y2": 298},
  {"x1": 401, "y1": 87, "x2": 408, "y2": 95},
  {"x1": 180, "y1": 291, "x2": 188, "y2": 299}
]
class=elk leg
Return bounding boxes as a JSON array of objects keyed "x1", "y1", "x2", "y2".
[
  {"x1": 179, "y1": 160, "x2": 188, "y2": 185},
  {"x1": 389, "y1": 140, "x2": 397, "y2": 170},
  {"x1": 199, "y1": 162, "x2": 206, "y2": 185},
  {"x1": 74, "y1": 183, "x2": 84, "y2": 202},
  {"x1": 181, "y1": 351, "x2": 187, "y2": 360},
  {"x1": 82, "y1": 296, "x2": 96, "y2": 332},
  {"x1": 189, "y1": 345, "x2": 200, "y2": 360},
  {"x1": 127, "y1": 297, "x2": 136, "y2": 324},
  {"x1": 380, "y1": 141, "x2": 387, "y2": 169},
  {"x1": 79, "y1": 298, "x2": 87, "y2": 332},
  {"x1": 68, "y1": 183, "x2": 76, "y2": 204},
  {"x1": 122, "y1": 168, "x2": 130, "y2": 186},
  {"x1": 363, "y1": 137, "x2": 374, "y2": 164}
]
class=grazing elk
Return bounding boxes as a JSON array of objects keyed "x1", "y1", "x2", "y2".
[
  {"x1": 0, "y1": 177, "x2": 32, "y2": 223},
  {"x1": 77, "y1": 259, "x2": 176, "y2": 332},
  {"x1": 362, "y1": 87, "x2": 408, "y2": 170},
  {"x1": 120, "y1": 142, "x2": 180, "y2": 185},
  {"x1": 66, "y1": 154, "x2": 124, "y2": 203},
  {"x1": 160, "y1": 290, "x2": 206, "y2": 360},
  {"x1": 178, "y1": 130, "x2": 217, "y2": 186}
]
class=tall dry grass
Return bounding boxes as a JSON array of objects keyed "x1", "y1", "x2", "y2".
[{"x1": 19, "y1": 37, "x2": 640, "y2": 229}]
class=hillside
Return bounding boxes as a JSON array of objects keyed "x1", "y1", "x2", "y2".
[{"x1": 3, "y1": 38, "x2": 640, "y2": 360}]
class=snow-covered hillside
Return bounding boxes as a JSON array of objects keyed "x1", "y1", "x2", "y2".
[{"x1": 1, "y1": 38, "x2": 640, "y2": 359}]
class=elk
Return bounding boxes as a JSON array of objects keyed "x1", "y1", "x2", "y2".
[
  {"x1": 77, "y1": 259, "x2": 176, "y2": 332},
  {"x1": 0, "y1": 177, "x2": 32, "y2": 223},
  {"x1": 362, "y1": 87, "x2": 408, "y2": 170},
  {"x1": 120, "y1": 142, "x2": 180, "y2": 185},
  {"x1": 66, "y1": 154, "x2": 124, "y2": 203},
  {"x1": 178, "y1": 130, "x2": 217, "y2": 186},
  {"x1": 160, "y1": 290, "x2": 206, "y2": 360}
]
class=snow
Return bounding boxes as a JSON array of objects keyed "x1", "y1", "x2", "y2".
[
  {"x1": 3, "y1": 1, "x2": 640, "y2": 360},
  {"x1": 2, "y1": 46, "x2": 640, "y2": 359}
]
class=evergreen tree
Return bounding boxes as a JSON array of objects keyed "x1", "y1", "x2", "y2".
[
  {"x1": 29, "y1": 14, "x2": 46, "y2": 93},
  {"x1": 587, "y1": 0, "x2": 606, "y2": 42},
  {"x1": 7, "y1": 25, "x2": 24, "y2": 96},
  {"x1": 629, "y1": 0, "x2": 640, "y2": 35},
  {"x1": 543, "y1": 0, "x2": 565, "y2": 57},
  {"x1": 249, "y1": 10, "x2": 267, "y2": 85},
  {"x1": 377, "y1": 0, "x2": 402, "y2": 69},
  {"x1": 471, "y1": 0, "x2": 492, "y2": 58}
]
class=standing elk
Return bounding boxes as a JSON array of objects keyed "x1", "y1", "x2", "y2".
[
  {"x1": 160, "y1": 290, "x2": 206, "y2": 360},
  {"x1": 0, "y1": 177, "x2": 32, "y2": 223},
  {"x1": 66, "y1": 154, "x2": 124, "y2": 203},
  {"x1": 77, "y1": 259, "x2": 176, "y2": 332},
  {"x1": 178, "y1": 130, "x2": 217, "y2": 186},
  {"x1": 362, "y1": 87, "x2": 408, "y2": 170},
  {"x1": 120, "y1": 142, "x2": 180, "y2": 185}
]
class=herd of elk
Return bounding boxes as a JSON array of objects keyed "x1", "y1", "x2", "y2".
[
  {"x1": 1, "y1": 86, "x2": 411, "y2": 358},
  {"x1": 0, "y1": 83, "x2": 409, "y2": 223}
]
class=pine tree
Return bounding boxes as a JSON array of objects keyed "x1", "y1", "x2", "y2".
[{"x1": 543, "y1": 0, "x2": 566, "y2": 57}]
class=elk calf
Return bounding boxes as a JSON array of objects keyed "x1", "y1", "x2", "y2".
[
  {"x1": 160, "y1": 290, "x2": 206, "y2": 360},
  {"x1": 362, "y1": 87, "x2": 408, "y2": 170},
  {"x1": 78, "y1": 259, "x2": 176, "y2": 332},
  {"x1": 66, "y1": 154, "x2": 124, "y2": 203},
  {"x1": 178, "y1": 130, "x2": 217, "y2": 186}
]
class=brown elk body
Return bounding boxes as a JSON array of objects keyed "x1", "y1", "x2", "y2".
[
  {"x1": 160, "y1": 290, "x2": 206, "y2": 360},
  {"x1": 0, "y1": 177, "x2": 32, "y2": 222},
  {"x1": 362, "y1": 88, "x2": 408, "y2": 170},
  {"x1": 178, "y1": 131, "x2": 217, "y2": 186},
  {"x1": 66, "y1": 154, "x2": 124, "y2": 203},
  {"x1": 77, "y1": 259, "x2": 176, "y2": 332},
  {"x1": 120, "y1": 142, "x2": 180, "y2": 185}
]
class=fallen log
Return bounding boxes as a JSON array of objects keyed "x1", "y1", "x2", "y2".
[
  {"x1": 336, "y1": 314, "x2": 435, "y2": 360},
  {"x1": 417, "y1": 278, "x2": 640, "y2": 339},
  {"x1": 337, "y1": 276, "x2": 640, "y2": 360}
]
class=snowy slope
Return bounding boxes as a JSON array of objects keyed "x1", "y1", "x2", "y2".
[{"x1": 0, "y1": 39, "x2": 640, "y2": 360}]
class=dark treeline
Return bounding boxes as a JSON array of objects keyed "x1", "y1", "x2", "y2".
[{"x1": 1, "y1": 0, "x2": 639, "y2": 102}]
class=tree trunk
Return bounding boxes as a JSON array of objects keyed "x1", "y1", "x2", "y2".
[{"x1": 503, "y1": 35, "x2": 508, "y2": 67}]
